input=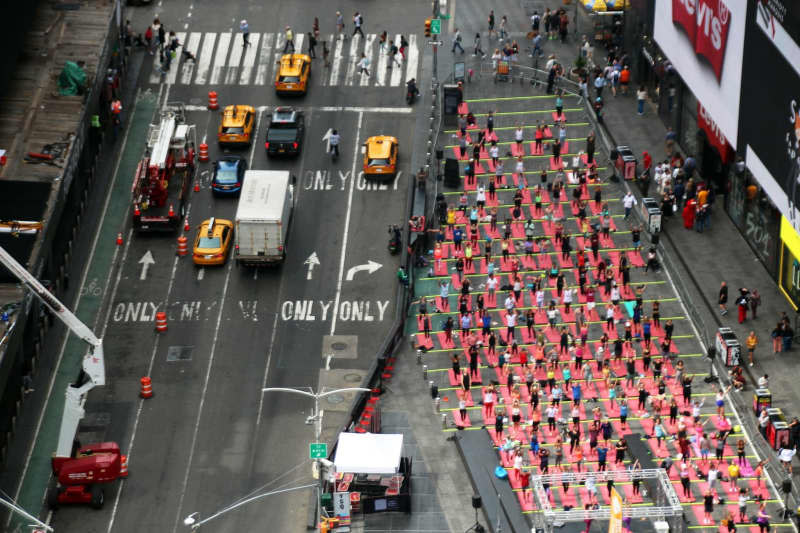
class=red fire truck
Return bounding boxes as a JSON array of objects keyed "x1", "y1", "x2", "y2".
[{"x1": 132, "y1": 105, "x2": 196, "y2": 232}]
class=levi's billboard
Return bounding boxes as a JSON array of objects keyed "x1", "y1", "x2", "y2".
[
  {"x1": 654, "y1": 0, "x2": 746, "y2": 149},
  {"x1": 738, "y1": 0, "x2": 800, "y2": 233}
]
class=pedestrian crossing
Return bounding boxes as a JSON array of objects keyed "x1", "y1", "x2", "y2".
[{"x1": 149, "y1": 32, "x2": 420, "y2": 88}]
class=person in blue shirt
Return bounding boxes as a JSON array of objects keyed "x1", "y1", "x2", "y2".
[
  {"x1": 562, "y1": 366, "x2": 571, "y2": 387},
  {"x1": 572, "y1": 382, "x2": 582, "y2": 405},
  {"x1": 555, "y1": 90, "x2": 564, "y2": 118},
  {"x1": 597, "y1": 445, "x2": 608, "y2": 471},
  {"x1": 619, "y1": 402, "x2": 629, "y2": 428},
  {"x1": 453, "y1": 227, "x2": 463, "y2": 251}
]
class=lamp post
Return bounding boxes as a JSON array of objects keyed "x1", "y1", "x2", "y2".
[
  {"x1": 261, "y1": 386, "x2": 371, "y2": 521},
  {"x1": 182, "y1": 483, "x2": 317, "y2": 530}
]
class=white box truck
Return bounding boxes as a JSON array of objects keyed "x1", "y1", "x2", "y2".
[{"x1": 234, "y1": 170, "x2": 295, "y2": 266}]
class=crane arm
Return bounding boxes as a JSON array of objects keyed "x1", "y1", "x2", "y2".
[{"x1": 0, "y1": 246, "x2": 105, "y2": 458}]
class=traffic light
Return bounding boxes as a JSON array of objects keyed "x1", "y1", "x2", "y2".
[{"x1": 425, "y1": 19, "x2": 431, "y2": 38}]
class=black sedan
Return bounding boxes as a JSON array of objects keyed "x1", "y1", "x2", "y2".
[{"x1": 265, "y1": 107, "x2": 305, "y2": 157}]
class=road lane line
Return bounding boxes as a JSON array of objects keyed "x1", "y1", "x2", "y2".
[
  {"x1": 330, "y1": 111, "x2": 363, "y2": 335},
  {"x1": 171, "y1": 260, "x2": 234, "y2": 533},
  {"x1": 239, "y1": 32, "x2": 260, "y2": 84},
  {"x1": 320, "y1": 34, "x2": 334, "y2": 87},
  {"x1": 390, "y1": 34, "x2": 403, "y2": 86},
  {"x1": 249, "y1": 108, "x2": 265, "y2": 168},
  {"x1": 360, "y1": 34, "x2": 375, "y2": 86},
  {"x1": 197, "y1": 267, "x2": 204, "y2": 281},
  {"x1": 9, "y1": 85, "x2": 153, "y2": 531},
  {"x1": 406, "y1": 34, "x2": 419, "y2": 85},
  {"x1": 272, "y1": 33, "x2": 286, "y2": 83},
  {"x1": 193, "y1": 32, "x2": 216, "y2": 85},
  {"x1": 295, "y1": 33, "x2": 305, "y2": 56},
  {"x1": 448, "y1": 0, "x2": 456, "y2": 33},
  {"x1": 224, "y1": 32, "x2": 246, "y2": 85},
  {"x1": 329, "y1": 35, "x2": 344, "y2": 86},
  {"x1": 180, "y1": 32, "x2": 202, "y2": 84},
  {"x1": 209, "y1": 32, "x2": 231, "y2": 85},
  {"x1": 254, "y1": 33, "x2": 273, "y2": 86},
  {"x1": 343, "y1": 33, "x2": 361, "y2": 86}
]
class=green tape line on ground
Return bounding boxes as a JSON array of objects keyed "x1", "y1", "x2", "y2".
[
  {"x1": 465, "y1": 95, "x2": 560, "y2": 103},
  {"x1": 12, "y1": 91, "x2": 157, "y2": 529}
]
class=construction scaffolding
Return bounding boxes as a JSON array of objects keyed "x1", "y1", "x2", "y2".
[{"x1": 530, "y1": 468, "x2": 684, "y2": 533}]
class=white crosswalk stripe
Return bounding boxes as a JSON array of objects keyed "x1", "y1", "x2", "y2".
[
  {"x1": 406, "y1": 34, "x2": 419, "y2": 85},
  {"x1": 193, "y1": 33, "x2": 216, "y2": 85},
  {"x1": 147, "y1": 31, "x2": 419, "y2": 88},
  {"x1": 224, "y1": 33, "x2": 246, "y2": 85},
  {"x1": 375, "y1": 38, "x2": 388, "y2": 86},
  {"x1": 239, "y1": 33, "x2": 261, "y2": 85},
  {"x1": 180, "y1": 32, "x2": 202, "y2": 85},
  {"x1": 360, "y1": 34, "x2": 375, "y2": 86},
  {"x1": 254, "y1": 33, "x2": 274, "y2": 86},
  {"x1": 390, "y1": 34, "x2": 403, "y2": 86},
  {"x1": 209, "y1": 32, "x2": 232, "y2": 85},
  {"x1": 329, "y1": 36, "x2": 344, "y2": 86},
  {"x1": 344, "y1": 34, "x2": 361, "y2": 86}
]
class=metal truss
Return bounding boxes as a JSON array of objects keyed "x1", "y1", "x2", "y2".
[{"x1": 530, "y1": 468, "x2": 682, "y2": 523}]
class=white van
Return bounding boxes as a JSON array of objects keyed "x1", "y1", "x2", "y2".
[{"x1": 234, "y1": 170, "x2": 294, "y2": 266}]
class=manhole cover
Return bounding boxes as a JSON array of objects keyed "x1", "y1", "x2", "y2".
[
  {"x1": 167, "y1": 345, "x2": 194, "y2": 362},
  {"x1": 331, "y1": 342, "x2": 348, "y2": 351},
  {"x1": 326, "y1": 393, "x2": 345, "y2": 404},
  {"x1": 189, "y1": 97, "x2": 203, "y2": 105},
  {"x1": 344, "y1": 373, "x2": 362, "y2": 383}
]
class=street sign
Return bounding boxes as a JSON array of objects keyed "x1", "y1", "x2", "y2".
[
  {"x1": 333, "y1": 492, "x2": 351, "y2": 518},
  {"x1": 427, "y1": 41, "x2": 444, "y2": 46},
  {"x1": 309, "y1": 442, "x2": 328, "y2": 459},
  {"x1": 430, "y1": 18, "x2": 441, "y2": 34}
]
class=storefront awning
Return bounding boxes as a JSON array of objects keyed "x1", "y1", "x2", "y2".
[{"x1": 334, "y1": 433, "x2": 403, "y2": 474}]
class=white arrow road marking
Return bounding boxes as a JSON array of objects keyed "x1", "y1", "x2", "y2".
[
  {"x1": 138, "y1": 250, "x2": 155, "y2": 280},
  {"x1": 197, "y1": 267, "x2": 205, "y2": 281},
  {"x1": 345, "y1": 260, "x2": 382, "y2": 281},
  {"x1": 304, "y1": 251, "x2": 320, "y2": 280},
  {"x1": 322, "y1": 129, "x2": 332, "y2": 155}
]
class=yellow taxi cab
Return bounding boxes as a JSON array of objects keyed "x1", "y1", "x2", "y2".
[
  {"x1": 217, "y1": 105, "x2": 255, "y2": 146},
  {"x1": 363, "y1": 136, "x2": 399, "y2": 180},
  {"x1": 192, "y1": 217, "x2": 234, "y2": 266},
  {"x1": 275, "y1": 54, "x2": 311, "y2": 95}
]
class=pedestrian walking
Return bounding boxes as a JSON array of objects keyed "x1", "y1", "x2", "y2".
[
  {"x1": 388, "y1": 40, "x2": 401, "y2": 67},
  {"x1": 736, "y1": 289, "x2": 749, "y2": 324},
  {"x1": 283, "y1": 26, "x2": 294, "y2": 53},
  {"x1": 240, "y1": 20, "x2": 251, "y2": 47},
  {"x1": 357, "y1": 53, "x2": 371, "y2": 77},
  {"x1": 378, "y1": 31, "x2": 387, "y2": 51},
  {"x1": 637, "y1": 85, "x2": 647, "y2": 115},
  {"x1": 488, "y1": 10, "x2": 496, "y2": 38},
  {"x1": 473, "y1": 33, "x2": 486, "y2": 58},
  {"x1": 307, "y1": 32, "x2": 317, "y2": 58},
  {"x1": 157, "y1": 21, "x2": 166, "y2": 54},
  {"x1": 499, "y1": 15, "x2": 508, "y2": 41},
  {"x1": 593, "y1": 74, "x2": 605, "y2": 99},
  {"x1": 749, "y1": 288, "x2": 761, "y2": 318},
  {"x1": 586, "y1": 131, "x2": 596, "y2": 164},
  {"x1": 313, "y1": 17, "x2": 320, "y2": 39},
  {"x1": 336, "y1": 11, "x2": 347, "y2": 41},
  {"x1": 353, "y1": 12, "x2": 364, "y2": 38},
  {"x1": 399, "y1": 35, "x2": 408, "y2": 61},
  {"x1": 719, "y1": 281, "x2": 728, "y2": 315},
  {"x1": 452, "y1": 28, "x2": 465, "y2": 54}
]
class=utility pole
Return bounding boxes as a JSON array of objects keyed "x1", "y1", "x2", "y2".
[
  {"x1": 261, "y1": 386, "x2": 371, "y2": 523},
  {"x1": 433, "y1": 0, "x2": 440, "y2": 88}
]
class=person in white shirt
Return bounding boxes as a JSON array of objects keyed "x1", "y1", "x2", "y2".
[
  {"x1": 476, "y1": 186, "x2": 486, "y2": 209},
  {"x1": 357, "y1": 53, "x2": 370, "y2": 77},
  {"x1": 505, "y1": 294, "x2": 516, "y2": 312},
  {"x1": 757, "y1": 374, "x2": 769, "y2": 389},
  {"x1": 778, "y1": 446, "x2": 796, "y2": 473},
  {"x1": 622, "y1": 192, "x2": 637, "y2": 219}
]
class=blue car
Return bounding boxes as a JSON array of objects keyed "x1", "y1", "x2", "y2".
[{"x1": 211, "y1": 156, "x2": 247, "y2": 196}]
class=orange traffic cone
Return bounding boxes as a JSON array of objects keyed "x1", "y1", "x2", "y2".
[
  {"x1": 177, "y1": 235, "x2": 188, "y2": 256},
  {"x1": 155, "y1": 311, "x2": 168, "y2": 332},
  {"x1": 198, "y1": 143, "x2": 209, "y2": 162},
  {"x1": 208, "y1": 91, "x2": 219, "y2": 110},
  {"x1": 184, "y1": 218, "x2": 190, "y2": 231},
  {"x1": 116, "y1": 232, "x2": 123, "y2": 246},
  {"x1": 194, "y1": 181, "x2": 200, "y2": 192},
  {"x1": 139, "y1": 377, "x2": 153, "y2": 399},
  {"x1": 168, "y1": 204, "x2": 175, "y2": 218},
  {"x1": 119, "y1": 454, "x2": 129, "y2": 477}
]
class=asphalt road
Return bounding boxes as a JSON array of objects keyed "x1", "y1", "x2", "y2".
[{"x1": 30, "y1": 1, "x2": 432, "y2": 532}]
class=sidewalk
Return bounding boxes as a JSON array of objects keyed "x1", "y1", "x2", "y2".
[{"x1": 538, "y1": 0, "x2": 800, "y2": 493}]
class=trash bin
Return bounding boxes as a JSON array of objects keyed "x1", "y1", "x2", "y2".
[
  {"x1": 766, "y1": 407, "x2": 786, "y2": 449},
  {"x1": 753, "y1": 388, "x2": 772, "y2": 415},
  {"x1": 715, "y1": 327, "x2": 741, "y2": 367},
  {"x1": 640, "y1": 197, "x2": 662, "y2": 234},
  {"x1": 614, "y1": 146, "x2": 636, "y2": 180}
]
